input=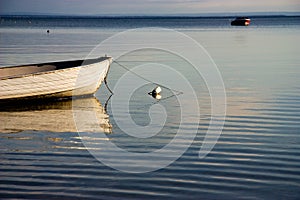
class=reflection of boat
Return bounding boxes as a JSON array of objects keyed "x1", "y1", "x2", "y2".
[
  {"x1": 0, "y1": 57, "x2": 112, "y2": 101},
  {"x1": 0, "y1": 97, "x2": 112, "y2": 133},
  {"x1": 231, "y1": 17, "x2": 251, "y2": 26}
]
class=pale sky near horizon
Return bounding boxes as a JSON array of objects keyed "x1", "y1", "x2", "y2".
[{"x1": 0, "y1": 0, "x2": 299, "y2": 15}]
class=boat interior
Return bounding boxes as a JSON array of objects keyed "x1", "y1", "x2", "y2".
[{"x1": 0, "y1": 57, "x2": 109, "y2": 79}]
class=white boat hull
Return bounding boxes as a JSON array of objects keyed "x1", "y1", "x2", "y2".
[{"x1": 0, "y1": 57, "x2": 112, "y2": 100}]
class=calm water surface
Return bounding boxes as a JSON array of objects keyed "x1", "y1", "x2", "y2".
[{"x1": 1, "y1": 16, "x2": 300, "y2": 199}]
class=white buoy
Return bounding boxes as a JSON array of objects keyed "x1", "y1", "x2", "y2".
[
  {"x1": 154, "y1": 86, "x2": 162, "y2": 94},
  {"x1": 154, "y1": 94, "x2": 162, "y2": 100},
  {"x1": 148, "y1": 86, "x2": 162, "y2": 99}
]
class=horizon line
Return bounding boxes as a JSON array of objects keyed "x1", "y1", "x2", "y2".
[{"x1": 1, "y1": 11, "x2": 300, "y2": 18}]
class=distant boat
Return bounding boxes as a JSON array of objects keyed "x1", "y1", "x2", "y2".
[
  {"x1": 0, "y1": 57, "x2": 112, "y2": 101},
  {"x1": 231, "y1": 17, "x2": 251, "y2": 26}
]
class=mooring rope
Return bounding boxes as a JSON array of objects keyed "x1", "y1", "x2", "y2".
[
  {"x1": 112, "y1": 60, "x2": 183, "y2": 96},
  {"x1": 104, "y1": 77, "x2": 114, "y2": 94}
]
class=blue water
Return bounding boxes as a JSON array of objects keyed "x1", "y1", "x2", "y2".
[
  {"x1": 1, "y1": 16, "x2": 300, "y2": 199},
  {"x1": 1, "y1": 15, "x2": 300, "y2": 29}
]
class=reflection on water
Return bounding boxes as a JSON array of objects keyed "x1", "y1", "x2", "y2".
[
  {"x1": 0, "y1": 97, "x2": 112, "y2": 134},
  {"x1": 1, "y1": 18, "x2": 300, "y2": 199}
]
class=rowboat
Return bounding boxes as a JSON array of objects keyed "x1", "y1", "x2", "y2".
[
  {"x1": 0, "y1": 97, "x2": 112, "y2": 133},
  {"x1": 0, "y1": 57, "x2": 112, "y2": 101}
]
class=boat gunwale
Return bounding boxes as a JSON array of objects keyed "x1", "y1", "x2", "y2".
[{"x1": 0, "y1": 56, "x2": 112, "y2": 81}]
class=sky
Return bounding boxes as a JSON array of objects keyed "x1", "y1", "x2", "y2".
[{"x1": 0, "y1": 0, "x2": 299, "y2": 16}]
